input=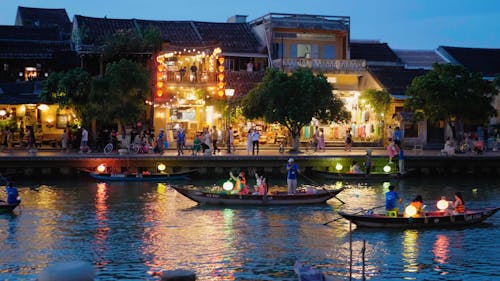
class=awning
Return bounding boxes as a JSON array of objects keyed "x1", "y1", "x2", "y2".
[{"x1": 221, "y1": 52, "x2": 268, "y2": 58}]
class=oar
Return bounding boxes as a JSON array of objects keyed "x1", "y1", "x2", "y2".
[
  {"x1": 300, "y1": 173, "x2": 346, "y2": 204},
  {"x1": 323, "y1": 205, "x2": 385, "y2": 225}
]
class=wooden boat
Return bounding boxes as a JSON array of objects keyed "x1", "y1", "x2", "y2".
[
  {"x1": 338, "y1": 207, "x2": 500, "y2": 229},
  {"x1": 171, "y1": 185, "x2": 345, "y2": 206},
  {"x1": 0, "y1": 202, "x2": 20, "y2": 214},
  {"x1": 313, "y1": 170, "x2": 402, "y2": 180},
  {"x1": 89, "y1": 170, "x2": 195, "y2": 182}
]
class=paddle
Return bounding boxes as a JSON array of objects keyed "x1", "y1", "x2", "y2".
[{"x1": 323, "y1": 205, "x2": 385, "y2": 225}]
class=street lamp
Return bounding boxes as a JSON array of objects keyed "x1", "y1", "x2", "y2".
[{"x1": 225, "y1": 88, "x2": 235, "y2": 153}]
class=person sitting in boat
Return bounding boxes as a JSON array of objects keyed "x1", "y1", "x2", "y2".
[
  {"x1": 5, "y1": 183, "x2": 20, "y2": 205},
  {"x1": 229, "y1": 171, "x2": 248, "y2": 194},
  {"x1": 254, "y1": 172, "x2": 267, "y2": 195},
  {"x1": 349, "y1": 161, "x2": 364, "y2": 174},
  {"x1": 385, "y1": 185, "x2": 402, "y2": 216},
  {"x1": 450, "y1": 192, "x2": 465, "y2": 214},
  {"x1": 405, "y1": 195, "x2": 424, "y2": 217}
]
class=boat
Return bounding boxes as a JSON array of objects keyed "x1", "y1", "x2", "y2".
[
  {"x1": 171, "y1": 185, "x2": 345, "y2": 206},
  {"x1": 0, "y1": 202, "x2": 20, "y2": 214},
  {"x1": 338, "y1": 207, "x2": 500, "y2": 229},
  {"x1": 313, "y1": 170, "x2": 402, "y2": 180},
  {"x1": 88, "y1": 170, "x2": 195, "y2": 182}
]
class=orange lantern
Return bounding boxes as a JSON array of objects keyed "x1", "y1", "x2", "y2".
[
  {"x1": 157, "y1": 73, "x2": 163, "y2": 80},
  {"x1": 156, "y1": 89, "x2": 163, "y2": 97},
  {"x1": 218, "y1": 57, "x2": 225, "y2": 64},
  {"x1": 218, "y1": 82, "x2": 225, "y2": 89},
  {"x1": 218, "y1": 73, "x2": 225, "y2": 81},
  {"x1": 156, "y1": 81, "x2": 163, "y2": 88},
  {"x1": 218, "y1": 65, "x2": 225, "y2": 72},
  {"x1": 97, "y1": 164, "x2": 106, "y2": 173},
  {"x1": 217, "y1": 90, "x2": 224, "y2": 97},
  {"x1": 157, "y1": 64, "x2": 164, "y2": 72}
]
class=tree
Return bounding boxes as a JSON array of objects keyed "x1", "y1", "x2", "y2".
[
  {"x1": 359, "y1": 88, "x2": 391, "y2": 117},
  {"x1": 97, "y1": 59, "x2": 150, "y2": 136},
  {"x1": 103, "y1": 26, "x2": 163, "y2": 62},
  {"x1": 405, "y1": 63, "x2": 498, "y2": 140},
  {"x1": 242, "y1": 68, "x2": 348, "y2": 151}
]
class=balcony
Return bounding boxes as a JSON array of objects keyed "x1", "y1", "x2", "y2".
[
  {"x1": 159, "y1": 71, "x2": 218, "y2": 85},
  {"x1": 272, "y1": 58, "x2": 366, "y2": 73}
]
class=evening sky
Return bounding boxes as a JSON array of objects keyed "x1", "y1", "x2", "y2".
[{"x1": 1, "y1": 0, "x2": 499, "y2": 50}]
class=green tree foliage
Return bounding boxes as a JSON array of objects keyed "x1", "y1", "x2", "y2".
[
  {"x1": 41, "y1": 68, "x2": 93, "y2": 124},
  {"x1": 99, "y1": 59, "x2": 150, "y2": 134},
  {"x1": 359, "y1": 88, "x2": 391, "y2": 118},
  {"x1": 405, "y1": 63, "x2": 498, "y2": 139},
  {"x1": 103, "y1": 26, "x2": 163, "y2": 62},
  {"x1": 242, "y1": 68, "x2": 348, "y2": 150}
]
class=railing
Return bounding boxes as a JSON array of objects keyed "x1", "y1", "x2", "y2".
[{"x1": 272, "y1": 58, "x2": 366, "y2": 73}]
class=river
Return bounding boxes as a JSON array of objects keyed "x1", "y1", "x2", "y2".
[{"x1": 0, "y1": 175, "x2": 498, "y2": 280}]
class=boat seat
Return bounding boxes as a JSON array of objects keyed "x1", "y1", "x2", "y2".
[{"x1": 387, "y1": 210, "x2": 398, "y2": 217}]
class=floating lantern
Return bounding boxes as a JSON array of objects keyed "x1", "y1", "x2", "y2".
[
  {"x1": 335, "y1": 163, "x2": 343, "y2": 171},
  {"x1": 383, "y1": 165, "x2": 391, "y2": 173},
  {"x1": 437, "y1": 198, "x2": 449, "y2": 210},
  {"x1": 223, "y1": 180, "x2": 234, "y2": 191},
  {"x1": 405, "y1": 205, "x2": 417, "y2": 217},
  {"x1": 97, "y1": 164, "x2": 106, "y2": 173},
  {"x1": 157, "y1": 163, "x2": 166, "y2": 172}
]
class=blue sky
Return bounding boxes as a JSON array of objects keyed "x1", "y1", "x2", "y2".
[{"x1": 1, "y1": 0, "x2": 499, "y2": 50}]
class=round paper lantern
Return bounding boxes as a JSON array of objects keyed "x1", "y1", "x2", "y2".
[
  {"x1": 405, "y1": 205, "x2": 417, "y2": 217},
  {"x1": 223, "y1": 181, "x2": 234, "y2": 191},
  {"x1": 437, "y1": 199, "x2": 449, "y2": 210},
  {"x1": 97, "y1": 164, "x2": 106, "y2": 173}
]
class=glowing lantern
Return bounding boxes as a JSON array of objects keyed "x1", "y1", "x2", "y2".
[
  {"x1": 157, "y1": 65, "x2": 164, "y2": 71},
  {"x1": 222, "y1": 180, "x2": 234, "y2": 191},
  {"x1": 218, "y1": 57, "x2": 225, "y2": 64},
  {"x1": 383, "y1": 165, "x2": 391, "y2": 173},
  {"x1": 157, "y1": 73, "x2": 163, "y2": 80},
  {"x1": 335, "y1": 163, "x2": 343, "y2": 171},
  {"x1": 405, "y1": 205, "x2": 417, "y2": 217},
  {"x1": 218, "y1": 65, "x2": 225, "y2": 72},
  {"x1": 157, "y1": 90, "x2": 163, "y2": 97},
  {"x1": 217, "y1": 90, "x2": 224, "y2": 97},
  {"x1": 437, "y1": 198, "x2": 449, "y2": 210},
  {"x1": 218, "y1": 82, "x2": 225, "y2": 89},
  {"x1": 157, "y1": 163, "x2": 166, "y2": 172},
  {"x1": 218, "y1": 73, "x2": 225, "y2": 81},
  {"x1": 156, "y1": 81, "x2": 163, "y2": 88},
  {"x1": 97, "y1": 164, "x2": 106, "y2": 173}
]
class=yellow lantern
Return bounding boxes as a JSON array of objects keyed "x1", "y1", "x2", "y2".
[
  {"x1": 405, "y1": 205, "x2": 417, "y2": 217},
  {"x1": 335, "y1": 163, "x2": 343, "y2": 171},
  {"x1": 437, "y1": 199, "x2": 449, "y2": 210},
  {"x1": 97, "y1": 164, "x2": 106, "y2": 173},
  {"x1": 156, "y1": 81, "x2": 163, "y2": 88},
  {"x1": 218, "y1": 73, "x2": 225, "y2": 81},
  {"x1": 218, "y1": 65, "x2": 225, "y2": 72},
  {"x1": 383, "y1": 165, "x2": 391, "y2": 173},
  {"x1": 218, "y1": 57, "x2": 225, "y2": 64},
  {"x1": 156, "y1": 89, "x2": 163, "y2": 97},
  {"x1": 217, "y1": 90, "x2": 224, "y2": 97},
  {"x1": 157, "y1": 65, "x2": 164, "y2": 72}
]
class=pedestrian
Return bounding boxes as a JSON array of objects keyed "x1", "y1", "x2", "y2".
[
  {"x1": 156, "y1": 129, "x2": 165, "y2": 154},
  {"x1": 246, "y1": 128, "x2": 254, "y2": 155},
  {"x1": 203, "y1": 127, "x2": 212, "y2": 155},
  {"x1": 365, "y1": 149, "x2": 372, "y2": 174},
  {"x1": 398, "y1": 144, "x2": 406, "y2": 174},
  {"x1": 176, "y1": 126, "x2": 185, "y2": 156},
  {"x1": 344, "y1": 129, "x2": 352, "y2": 151},
  {"x1": 252, "y1": 129, "x2": 260, "y2": 155},
  {"x1": 212, "y1": 126, "x2": 220, "y2": 155},
  {"x1": 317, "y1": 128, "x2": 325, "y2": 152},
  {"x1": 286, "y1": 158, "x2": 300, "y2": 195},
  {"x1": 393, "y1": 126, "x2": 402, "y2": 147},
  {"x1": 80, "y1": 127, "x2": 89, "y2": 153},
  {"x1": 27, "y1": 126, "x2": 36, "y2": 151},
  {"x1": 387, "y1": 140, "x2": 397, "y2": 163},
  {"x1": 61, "y1": 129, "x2": 68, "y2": 152}
]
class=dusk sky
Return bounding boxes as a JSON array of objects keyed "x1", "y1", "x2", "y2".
[{"x1": 1, "y1": 0, "x2": 499, "y2": 50}]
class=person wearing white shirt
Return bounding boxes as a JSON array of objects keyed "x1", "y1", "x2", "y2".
[{"x1": 252, "y1": 129, "x2": 260, "y2": 155}]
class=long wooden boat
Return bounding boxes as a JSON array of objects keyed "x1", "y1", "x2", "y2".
[
  {"x1": 89, "y1": 170, "x2": 194, "y2": 182},
  {"x1": 0, "y1": 202, "x2": 20, "y2": 214},
  {"x1": 172, "y1": 186, "x2": 345, "y2": 206},
  {"x1": 338, "y1": 208, "x2": 500, "y2": 229},
  {"x1": 313, "y1": 170, "x2": 402, "y2": 180}
]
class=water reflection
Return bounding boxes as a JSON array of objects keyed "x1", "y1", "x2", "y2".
[
  {"x1": 93, "y1": 182, "x2": 110, "y2": 267},
  {"x1": 432, "y1": 234, "x2": 450, "y2": 275},
  {"x1": 402, "y1": 230, "x2": 419, "y2": 273}
]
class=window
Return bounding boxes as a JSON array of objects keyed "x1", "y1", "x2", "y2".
[
  {"x1": 271, "y1": 43, "x2": 283, "y2": 59},
  {"x1": 404, "y1": 123, "x2": 419, "y2": 138},
  {"x1": 324, "y1": 45, "x2": 336, "y2": 59}
]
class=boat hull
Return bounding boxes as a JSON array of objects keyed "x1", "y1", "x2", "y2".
[
  {"x1": 173, "y1": 186, "x2": 345, "y2": 206},
  {"x1": 89, "y1": 171, "x2": 192, "y2": 182},
  {"x1": 314, "y1": 170, "x2": 401, "y2": 180},
  {"x1": 0, "y1": 203, "x2": 19, "y2": 213},
  {"x1": 339, "y1": 208, "x2": 500, "y2": 228}
]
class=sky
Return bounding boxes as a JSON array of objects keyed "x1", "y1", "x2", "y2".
[{"x1": 1, "y1": 0, "x2": 499, "y2": 50}]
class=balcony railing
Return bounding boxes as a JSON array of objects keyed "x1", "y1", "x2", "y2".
[{"x1": 272, "y1": 58, "x2": 366, "y2": 73}]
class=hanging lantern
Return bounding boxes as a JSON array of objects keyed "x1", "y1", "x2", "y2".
[
  {"x1": 157, "y1": 64, "x2": 164, "y2": 72},
  {"x1": 157, "y1": 90, "x2": 163, "y2": 97},
  {"x1": 156, "y1": 81, "x2": 163, "y2": 88},
  {"x1": 217, "y1": 90, "x2": 224, "y2": 97},
  {"x1": 218, "y1": 57, "x2": 225, "y2": 64},
  {"x1": 218, "y1": 65, "x2": 225, "y2": 72},
  {"x1": 218, "y1": 73, "x2": 225, "y2": 81},
  {"x1": 218, "y1": 82, "x2": 225, "y2": 89}
]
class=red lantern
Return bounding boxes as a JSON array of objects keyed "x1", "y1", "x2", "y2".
[
  {"x1": 218, "y1": 57, "x2": 225, "y2": 64},
  {"x1": 157, "y1": 89, "x2": 163, "y2": 97},
  {"x1": 218, "y1": 65, "x2": 225, "y2": 72},
  {"x1": 156, "y1": 81, "x2": 163, "y2": 88}
]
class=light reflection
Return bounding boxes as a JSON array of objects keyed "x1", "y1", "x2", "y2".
[
  {"x1": 94, "y1": 182, "x2": 110, "y2": 267},
  {"x1": 402, "y1": 230, "x2": 419, "y2": 273},
  {"x1": 433, "y1": 234, "x2": 449, "y2": 266}
]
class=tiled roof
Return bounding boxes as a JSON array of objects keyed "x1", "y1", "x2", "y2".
[
  {"x1": 394, "y1": 49, "x2": 446, "y2": 69},
  {"x1": 438, "y1": 46, "x2": 500, "y2": 77},
  {"x1": 74, "y1": 16, "x2": 262, "y2": 54},
  {"x1": 16, "y1": 6, "x2": 71, "y2": 34},
  {"x1": 0, "y1": 25, "x2": 63, "y2": 41},
  {"x1": 225, "y1": 71, "x2": 265, "y2": 98},
  {"x1": 350, "y1": 41, "x2": 401, "y2": 64},
  {"x1": 368, "y1": 66, "x2": 428, "y2": 95},
  {"x1": 0, "y1": 81, "x2": 41, "y2": 104}
]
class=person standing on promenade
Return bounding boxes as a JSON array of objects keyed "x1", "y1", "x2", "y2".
[
  {"x1": 80, "y1": 127, "x2": 89, "y2": 153},
  {"x1": 344, "y1": 129, "x2": 352, "y2": 151},
  {"x1": 393, "y1": 126, "x2": 402, "y2": 147},
  {"x1": 246, "y1": 128, "x2": 254, "y2": 155},
  {"x1": 252, "y1": 129, "x2": 260, "y2": 155},
  {"x1": 365, "y1": 149, "x2": 372, "y2": 174},
  {"x1": 61, "y1": 129, "x2": 68, "y2": 152},
  {"x1": 176, "y1": 126, "x2": 185, "y2": 156},
  {"x1": 226, "y1": 126, "x2": 234, "y2": 153},
  {"x1": 27, "y1": 126, "x2": 36, "y2": 151},
  {"x1": 211, "y1": 126, "x2": 220, "y2": 155},
  {"x1": 287, "y1": 158, "x2": 300, "y2": 195},
  {"x1": 317, "y1": 128, "x2": 325, "y2": 152}
]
